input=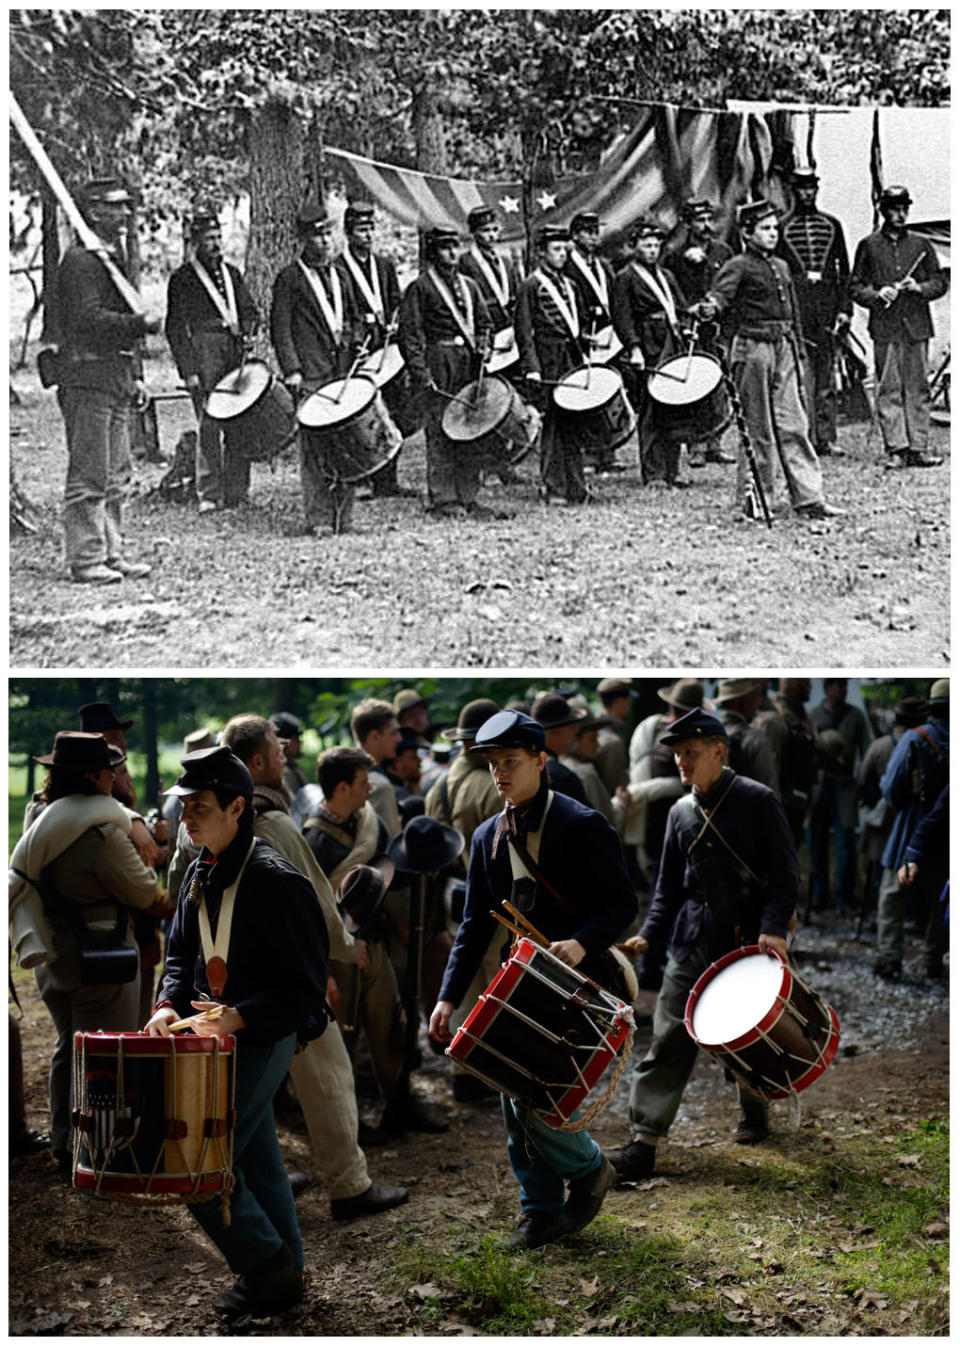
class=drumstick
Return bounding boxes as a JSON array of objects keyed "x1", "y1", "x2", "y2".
[
  {"x1": 335, "y1": 336, "x2": 373, "y2": 404},
  {"x1": 490, "y1": 909, "x2": 528, "y2": 942},
  {"x1": 501, "y1": 900, "x2": 551, "y2": 949},
  {"x1": 167, "y1": 1005, "x2": 226, "y2": 1033}
]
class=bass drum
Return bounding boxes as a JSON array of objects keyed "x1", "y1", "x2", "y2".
[
  {"x1": 441, "y1": 375, "x2": 540, "y2": 462},
  {"x1": 646, "y1": 350, "x2": 731, "y2": 445},
  {"x1": 554, "y1": 364, "x2": 636, "y2": 453},
  {"x1": 203, "y1": 360, "x2": 298, "y2": 462},
  {"x1": 297, "y1": 375, "x2": 402, "y2": 484}
]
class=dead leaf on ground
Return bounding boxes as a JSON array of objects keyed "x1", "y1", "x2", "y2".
[
  {"x1": 858, "y1": 1288, "x2": 889, "y2": 1309},
  {"x1": 408, "y1": 1282, "x2": 444, "y2": 1301},
  {"x1": 898, "y1": 1153, "x2": 922, "y2": 1168},
  {"x1": 924, "y1": 1219, "x2": 949, "y2": 1240},
  {"x1": 720, "y1": 1287, "x2": 746, "y2": 1305},
  {"x1": 578, "y1": 1276, "x2": 599, "y2": 1296}
]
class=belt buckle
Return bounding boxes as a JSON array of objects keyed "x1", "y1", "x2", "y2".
[
  {"x1": 806, "y1": 270, "x2": 823, "y2": 283},
  {"x1": 453, "y1": 336, "x2": 464, "y2": 347}
]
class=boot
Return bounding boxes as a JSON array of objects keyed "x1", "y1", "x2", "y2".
[
  {"x1": 212, "y1": 1243, "x2": 303, "y2": 1320},
  {"x1": 733, "y1": 1100, "x2": 770, "y2": 1144},
  {"x1": 501, "y1": 1209, "x2": 568, "y2": 1251},
  {"x1": 608, "y1": 1138, "x2": 656, "y2": 1181},
  {"x1": 561, "y1": 1157, "x2": 616, "y2": 1236}
]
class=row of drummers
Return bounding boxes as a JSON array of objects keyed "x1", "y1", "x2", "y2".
[{"x1": 194, "y1": 203, "x2": 728, "y2": 518}]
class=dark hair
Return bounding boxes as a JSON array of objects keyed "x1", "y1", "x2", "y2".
[
  {"x1": 350, "y1": 699, "x2": 396, "y2": 746},
  {"x1": 317, "y1": 746, "x2": 373, "y2": 797},
  {"x1": 220, "y1": 713, "x2": 273, "y2": 766},
  {"x1": 40, "y1": 765, "x2": 101, "y2": 803},
  {"x1": 209, "y1": 786, "x2": 255, "y2": 831}
]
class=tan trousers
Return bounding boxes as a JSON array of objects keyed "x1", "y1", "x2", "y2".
[{"x1": 288, "y1": 1020, "x2": 371, "y2": 1200}]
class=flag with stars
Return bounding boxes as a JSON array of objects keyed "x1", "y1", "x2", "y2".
[{"x1": 324, "y1": 103, "x2": 776, "y2": 243}]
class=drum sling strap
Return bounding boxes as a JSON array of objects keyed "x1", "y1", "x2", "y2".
[
  {"x1": 196, "y1": 838, "x2": 256, "y2": 1000},
  {"x1": 503, "y1": 797, "x2": 638, "y2": 1005},
  {"x1": 674, "y1": 775, "x2": 762, "y2": 947}
]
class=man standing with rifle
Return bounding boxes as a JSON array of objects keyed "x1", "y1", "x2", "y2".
[
  {"x1": 850, "y1": 184, "x2": 948, "y2": 470},
  {"x1": 696, "y1": 199, "x2": 844, "y2": 523}
]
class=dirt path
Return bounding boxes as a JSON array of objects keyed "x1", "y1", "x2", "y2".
[
  {"x1": 9, "y1": 360, "x2": 950, "y2": 668},
  {"x1": 9, "y1": 917, "x2": 948, "y2": 1336}
]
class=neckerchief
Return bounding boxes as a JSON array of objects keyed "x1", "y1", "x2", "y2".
[
  {"x1": 190, "y1": 257, "x2": 239, "y2": 335},
  {"x1": 427, "y1": 266, "x2": 476, "y2": 348},
  {"x1": 534, "y1": 267, "x2": 580, "y2": 340},
  {"x1": 252, "y1": 782, "x2": 290, "y2": 817},
  {"x1": 342, "y1": 247, "x2": 385, "y2": 322},
  {"x1": 570, "y1": 247, "x2": 609, "y2": 312},
  {"x1": 630, "y1": 261, "x2": 679, "y2": 332},
  {"x1": 298, "y1": 258, "x2": 344, "y2": 344},
  {"x1": 469, "y1": 243, "x2": 510, "y2": 308}
]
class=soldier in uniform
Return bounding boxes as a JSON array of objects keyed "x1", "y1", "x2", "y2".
[
  {"x1": 458, "y1": 206, "x2": 522, "y2": 346},
  {"x1": 165, "y1": 207, "x2": 259, "y2": 514},
  {"x1": 515, "y1": 226, "x2": 590, "y2": 504},
  {"x1": 611, "y1": 708, "x2": 797, "y2": 1181},
  {"x1": 850, "y1": 184, "x2": 948, "y2": 469},
  {"x1": 54, "y1": 177, "x2": 160, "y2": 584},
  {"x1": 698, "y1": 200, "x2": 843, "y2": 521},
  {"x1": 336, "y1": 200, "x2": 417, "y2": 494},
  {"x1": 612, "y1": 215, "x2": 690, "y2": 486},
  {"x1": 661, "y1": 198, "x2": 735, "y2": 467},
  {"x1": 564, "y1": 211, "x2": 619, "y2": 472},
  {"x1": 776, "y1": 167, "x2": 852, "y2": 457},
  {"x1": 270, "y1": 202, "x2": 361, "y2": 536},
  {"x1": 397, "y1": 227, "x2": 496, "y2": 519}
]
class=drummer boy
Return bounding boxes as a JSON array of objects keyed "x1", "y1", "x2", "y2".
[
  {"x1": 165, "y1": 206, "x2": 260, "y2": 515},
  {"x1": 146, "y1": 745, "x2": 330, "y2": 1320},
  {"x1": 270, "y1": 201, "x2": 362, "y2": 535},
  {"x1": 609, "y1": 707, "x2": 797, "y2": 1183},
  {"x1": 429, "y1": 709, "x2": 637, "y2": 1250}
]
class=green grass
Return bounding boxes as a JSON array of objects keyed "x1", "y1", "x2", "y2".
[{"x1": 390, "y1": 1119, "x2": 949, "y2": 1335}]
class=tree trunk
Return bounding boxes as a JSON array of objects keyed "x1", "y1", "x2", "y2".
[
  {"x1": 142, "y1": 681, "x2": 160, "y2": 806},
  {"x1": 246, "y1": 99, "x2": 307, "y2": 336},
  {"x1": 412, "y1": 23, "x2": 448, "y2": 266}
]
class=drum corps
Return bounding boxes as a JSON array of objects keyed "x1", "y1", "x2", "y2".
[{"x1": 43, "y1": 161, "x2": 948, "y2": 580}]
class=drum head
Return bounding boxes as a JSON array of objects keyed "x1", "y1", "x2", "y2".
[
  {"x1": 647, "y1": 353, "x2": 723, "y2": 407},
  {"x1": 357, "y1": 343, "x2": 405, "y2": 389},
  {"x1": 554, "y1": 364, "x2": 621, "y2": 412},
  {"x1": 442, "y1": 376, "x2": 514, "y2": 442},
  {"x1": 587, "y1": 325, "x2": 624, "y2": 365},
  {"x1": 486, "y1": 326, "x2": 520, "y2": 373},
  {"x1": 297, "y1": 376, "x2": 377, "y2": 429},
  {"x1": 690, "y1": 952, "x2": 785, "y2": 1046},
  {"x1": 205, "y1": 361, "x2": 272, "y2": 421}
]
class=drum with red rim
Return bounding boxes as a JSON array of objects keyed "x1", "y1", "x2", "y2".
[
  {"x1": 73, "y1": 1031, "x2": 236, "y2": 1202},
  {"x1": 684, "y1": 946, "x2": 840, "y2": 1100},
  {"x1": 446, "y1": 937, "x2": 633, "y2": 1128}
]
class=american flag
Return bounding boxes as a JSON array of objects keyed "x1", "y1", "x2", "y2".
[{"x1": 325, "y1": 103, "x2": 777, "y2": 244}]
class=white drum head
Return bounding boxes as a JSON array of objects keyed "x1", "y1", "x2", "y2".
[
  {"x1": 297, "y1": 376, "x2": 376, "y2": 429},
  {"x1": 691, "y1": 953, "x2": 783, "y2": 1045},
  {"x1": 205, "y1": 361, "x2": 271, "y2": 421},
  {"x1": 357, "y1": 343, "x2": 404, "y2": 388},
  {"x1": 648, "y1": 353, "x2": 722, "y2": 407},
  {"x1": 554, "y1": 364, "x2": 621, "y2": 413}
]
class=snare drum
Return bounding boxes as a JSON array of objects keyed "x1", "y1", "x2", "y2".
[
  {"x1": 204, "y1": 360, "x2": 298, "y2": 462},
  {"x1": 485, "y1": 326, "x2": 520, "y2": 375},
  {"x1": 587, "y1": 324, "x2": 624, "y2": 366},
  {"x1": 297, "y1": 375, "x2": 403, "y2": 483},
  {"x1": 73, "y1": 1031, "x2": 235, "y2": 1202},
  {"x1": 554, "y1": 364, "x2": 637, "y2": 453},
  {"x1": 646, "y1": 350, "x2": 730, "y2": 445},
  {"x1": 447, "y1": 938, "x2": 633, "y2": 1128},
  {"x1": 441, "y1": 374, "x2": 538, "y2": 459},
  {"x1": 356, "y1": 342, "x2": 405, "y2": 390},
  {"x1": 684, "y1": 946, "x2": 840, "y2": 1100}
]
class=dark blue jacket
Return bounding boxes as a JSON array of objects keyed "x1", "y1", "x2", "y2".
[
  {"x1": 157, "y1": 828, "x2": 329, "y2": 1046},
  {"x1": 904, "y1": 783, "x2": 949, "y2": 874},
  {"x1": 643, "y1": 769, "x2": 798, "y2": 963},
  {"x1": 438, "y1": 781, "x2": 638, "y2": 1008},
  {"x1": 880, "y1": 716, "x2": 950, "y2": 870}
]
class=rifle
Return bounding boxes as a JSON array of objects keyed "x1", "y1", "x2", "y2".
[{"x1": 713, "y1": 335, "x2": 773, "y2": 527}]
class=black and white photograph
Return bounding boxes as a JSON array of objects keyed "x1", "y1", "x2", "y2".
[
  {"x1": 8, "y1": 8, "x2": 951, "y2": 667},
  {"x1": 7, "y1": 673, "x2": 949, "y2": 1334}
]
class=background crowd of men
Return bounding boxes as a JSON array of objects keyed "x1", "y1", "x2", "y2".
[{"x1": 46, "y1": 162, "x2": 946, "y2": 581}]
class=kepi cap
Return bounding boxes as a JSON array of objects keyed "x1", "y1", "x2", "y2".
[
  {"x1": 658, "y1": 707, "x2": 727, "y2": 746},
  {"x1": 164, "y1": 745, "x2": 253, "y2": 801}
]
